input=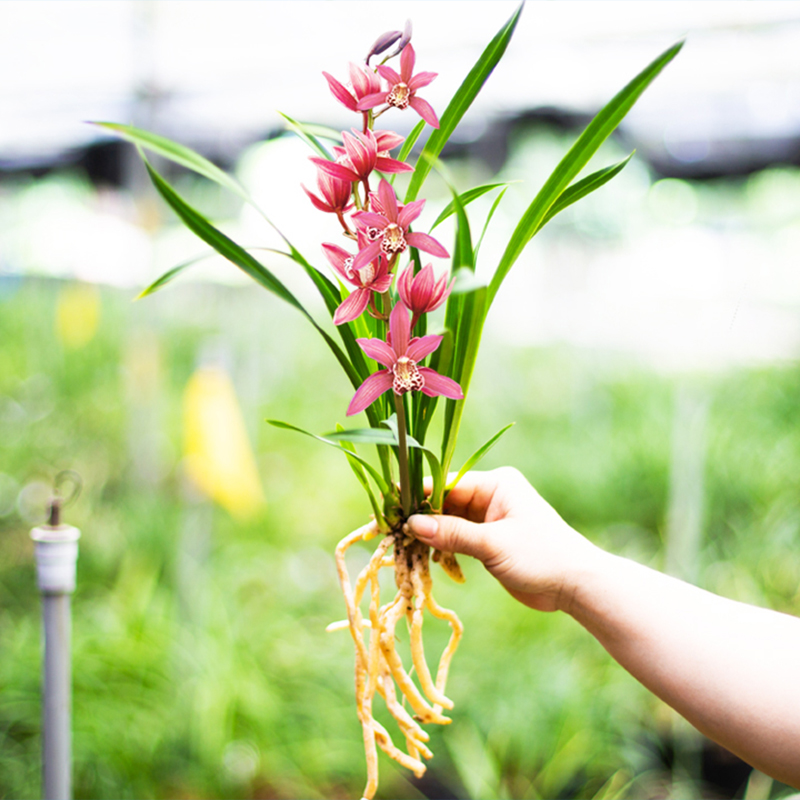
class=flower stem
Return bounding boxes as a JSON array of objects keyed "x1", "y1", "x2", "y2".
[{"x1": 393, "y1": 392, "x2": 412, "y2": 518}]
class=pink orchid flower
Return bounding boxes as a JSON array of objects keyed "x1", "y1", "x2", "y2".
[
  {"x1": 347, "y1": 301, "x2": 463, "y2": 416},
  {"x1": 357, "y1": 44, "x2": 439, "y2": 129},
  {"x1": 311, "y1": 129, "x2": 411, "y2": 186},
  {"x1": 351, "y1": 179, "x2": 448, "y2": 271},
  {"x1": 322, "y1": 63, "x2": 382, "y2": 113},
  {"x1": 322, "y1": 237, "x2": 393, "y2": 326},
  {"x1": 397, "y1": 262, "x2": 453, "y2": 325},
  {"x1": 302, "y1": 168, "x2": 353, "y2": 216}
]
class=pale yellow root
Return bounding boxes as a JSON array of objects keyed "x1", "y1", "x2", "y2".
[
  {"x1": 379, "y1": 594, "x2": 451, "y2": 726},
  {"x1": 378, "y1": 665, "x2": 433, "y2": 757},
  {"x1": 425, "y1": 589, "x2": 464, "y2": 716},
  {"x1": 409, "y1": 567, "x2": 454, "y2": 710},
  {"x1": 335, "y1": 526, "x2": 372, "y2": 668},
  {"x1": 372, "y1": 719, "x2": 427, "y2": 778},
  {"x1": 334, "y1": 523, "x2": 463, "y2": 799}
]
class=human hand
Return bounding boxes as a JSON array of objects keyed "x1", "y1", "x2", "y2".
[{"x1": 406, "y1": 468, "x2": 602, "y2": 612}]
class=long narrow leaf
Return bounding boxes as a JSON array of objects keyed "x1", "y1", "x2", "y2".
[
  {"x1": 143, "y1": 159, "x2": 363, "y2": 392},
  {"x1": 91, "y1": 121, "x2": 248, "y2": 200},
  {"x1": 445, "y1": 423, "x2": 515, "y2": 492},
  {"x1": 336, "y1": 424, "x2": 388, "y2": 529},
  {"x1": 487, "y1": 40, "x2": 683, "y2": 307},
  {"x1": 431, "y1": 183, "x2": 508, "y2": 231},
  {"x1": 396, "y1": 120, "x2": 427, "y2": 164},
  {"x1": 135, "y1": 247, "x2": 292, "y2": 299},
  {"x1": 474, "y1": 185, "x2": 509, "y2": 260},
  {"x1": 267, "y1": 420, "x2": 390, "y2": 497},
  {"x1": 404, "y1": 3, "x2": 523, "y2": 202},
  {"x1": 278, "y1": 111, "x2": 334, "y2": 160},
  {"x1": 536, "y1": 153, "x2": 634, "y2": 233}
]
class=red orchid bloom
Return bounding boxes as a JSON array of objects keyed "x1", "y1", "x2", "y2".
[
  {"x1": 311, "y1": 129, "x2": 411, "y2": 186},
  {"x1": 397, "y1": 262, "x2": 453, "y2": 325},
  {"x1": 350, "y1": 179, "x2": 448, "y2": 271},
  {"x1": 322, "y1": 236, "x2": 392, "y2": 326},
  {"x1": 302, "y1": 168, "x2": 352, "y2": 216},
  {"x1": 322, "y1": 63, "x2": 382, "y2": 113},
  {"x1": 357, "y1": 44, "x2": 439, "y2": 129},
  {"x1": 347, "y1": 301, "x2": 463, "y2": 416}
]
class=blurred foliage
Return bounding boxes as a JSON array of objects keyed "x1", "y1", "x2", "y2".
[{"x1": 3, "y1": 277, "x2": 800, "y2": 799}]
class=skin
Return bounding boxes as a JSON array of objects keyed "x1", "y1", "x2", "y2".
[{"x1": 406, "y1": 467, "x2": 800, "y2": 788}]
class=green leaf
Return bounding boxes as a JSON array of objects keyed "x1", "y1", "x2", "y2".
[
  {"x1": 404, "y1": 3, "x2": 523, "y2": 203},
  {"x1": 267, "y1": 420, "x2": 390, "y2": 497},
  {"x1": 335, "y1": 424, "x2": 387, "y2": 529},
  {"x1": 450, "y1": 182, "x2": 475, "y2": 272},
  {"x1": 142, "y1": 158, "x2": 363, "y2": 392},
  {"x1": 396, "y1": 120, "x2": 427, "y2": 164},
  {"x1": 91, "y1": 122, "x2": 250, "y2": 203},
  {"x1": 278, "y1": 111, "x2": 334, "y2": 160},
  {"x1": 445, "y1": 423, "x2": 515, "y2": 492},
  {"x1": 135, "y1": 247, "x2": 292, "y2": 299},
  {"x1": 431, "y1": 183, "x2": 508, "y2": 231},
  {"x1": 487, "y1": 40, "x2": 683, "y2": 308},
  {"x1": 536, "y1": 153, "x2": 634, "y2": 233},
  {"x1": 438, "y1": 286, "x2": 488, "y2": 505},
  {"x1": 474, "y1": 185, "x2": 509, "y2": 260}
]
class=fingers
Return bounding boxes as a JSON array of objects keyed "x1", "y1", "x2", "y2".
[{"x1": 406, "y1": 513, "x2": 494, "y2": 563}]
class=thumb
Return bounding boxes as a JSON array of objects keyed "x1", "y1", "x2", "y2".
[{"x1": 406, "y1": 513, "x2": 493, "y2": 562}]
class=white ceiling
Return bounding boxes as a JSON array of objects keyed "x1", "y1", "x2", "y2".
[{"x1": 2, "y1": 1, "x2": 800, "y2": 163}]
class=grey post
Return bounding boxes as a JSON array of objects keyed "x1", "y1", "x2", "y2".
[{"x1": 31, "y1": 510, "x2": 80, "y2": 800}]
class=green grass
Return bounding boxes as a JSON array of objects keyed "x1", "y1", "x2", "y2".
[{"x1": 2, "y1": 276, "x2": 799, "y2": 799}]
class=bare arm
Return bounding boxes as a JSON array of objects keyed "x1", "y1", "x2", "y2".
[{"x1": 407, "y1": 468, "x2": 800, "y2": 787}]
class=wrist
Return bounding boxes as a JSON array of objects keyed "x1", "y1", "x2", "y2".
[{"x1": 557, "y1": 539, "x2": 616, "y2": 617}]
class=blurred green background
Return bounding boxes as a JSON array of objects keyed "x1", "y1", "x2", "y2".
[{"x1": 4, "y1": 3, "x2": 800, "y2": 799}]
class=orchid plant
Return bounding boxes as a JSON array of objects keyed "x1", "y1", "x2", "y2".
[{"x1": 93, "y1": 7, "x2": 681, "y2": 797}]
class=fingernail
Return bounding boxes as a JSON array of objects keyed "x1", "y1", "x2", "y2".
[{"x1": 408, "y1": 514, "x2": 437, "y2": 541}]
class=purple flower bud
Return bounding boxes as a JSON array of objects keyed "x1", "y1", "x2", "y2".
[{"x1": 366, "y1": 29, "x2": 402, "y2": 64}]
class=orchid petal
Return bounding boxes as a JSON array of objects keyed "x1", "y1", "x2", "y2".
[
  {"x1": 378, "y1": 180, "x2": 399, "y2": 222},
  {"x1": 376, "y1": 64, "x2": 402, "y2": 85},
  {"x1": 356, "y1": 338, "x2": 397, "y2": 367},
  {"x1": 351, "y1": 240, "x2": 382, "y2": 272},
  {"x1": 357, "y1": 92, "x2": 390, "y2": 111},
  {"x1": 375, "y1": 156, "x2": 414, "y2": 174},
  {"x1": 374, "y1": 130, "x2": 405, "y2": 151},
  {"x1": 311, "y1": 157, "x2": 359, "y2": 183},
  {"x1": 322, "y1": 72, "x2": 358, "y2": 111},
  {"x1": 407, "y1": 334, "x2": 442, "y2": 362},
  {"x1": 352, "y1": 211, "x2": 388, "y2": 229},
  {"x1": 371, "y1": 273, "x2": 393, "y2": 293},
  {"x1": 389, "y1": 301, "x2": 411, "y2": 355},
  {"x1": 347, "y1": 371, "x2": 393, "y2": 416},
  {"x1": 411, "y1": 263, "x2": 434, "y2": 307},
  {"x1": 408, "y1": 95, "x2": 440, "y2": 129},
  {"x1": 397, "y1": 199, "x2": 425, "y2": 229},
  {"x1": 333, "y1": 289, "x2": 371, "y2": 325},
  {"x1": 400, "y1": 43, "x2": 416, "y2": 83},
  {"x1": 408, "y1": 71, "x2": 438, "y2": 92},
  {"x1": 418, "y1": 368, "x2": 464, "y2": 400},
  {"x1": 302, "y1": 185, "x2": 332, "y2": 213},
  {"x1": 397, "y1": 265, "x2": 414, "y2": 308},
  {"x1": 321, "y1": 243, "x2": 356, "y2": 283},
  {"x1": 406, "y1": 231, "x2": 449, "y2": 258}
]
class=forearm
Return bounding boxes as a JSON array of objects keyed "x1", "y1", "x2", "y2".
[{"x1": 566, "y1": 549, "x2": 800, "y2": 787}]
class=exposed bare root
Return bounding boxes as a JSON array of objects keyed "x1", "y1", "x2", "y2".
[{"x1": 331, "y1": 523, "x2": 464, "y2": 799}]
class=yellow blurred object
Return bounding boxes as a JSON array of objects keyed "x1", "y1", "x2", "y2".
[
  {"x1": 55, "y1": 282, "x2": 100, "y2": 348},
  {"x1": 183, "y1": 365, "x2": 265, "y2": 519}
]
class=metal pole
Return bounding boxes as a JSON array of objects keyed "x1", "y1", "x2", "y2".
[{"x1": 30, "y1": 520, "x2": 80, "y2": 800}]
